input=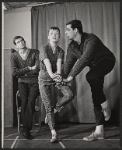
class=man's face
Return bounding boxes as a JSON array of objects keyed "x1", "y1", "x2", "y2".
[
  {"x1": 65, "y1": 24, "x2": 76, "y2": 40},
  {"x1": 15, "y1": 38, "x2": 26, "y2": 49},
  {"x1": 48, "y1": 29, "x2": 60, "y2": 43}
]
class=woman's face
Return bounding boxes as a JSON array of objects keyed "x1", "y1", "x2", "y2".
[{"x1": 48, "y1": 29, "x2": 60, "y2": 43}]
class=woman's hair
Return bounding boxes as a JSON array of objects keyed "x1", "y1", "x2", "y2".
[{"x1": 48, "y1": 27, "x2": 60, "y2": 36}]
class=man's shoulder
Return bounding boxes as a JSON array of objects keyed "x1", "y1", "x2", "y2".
[
  {"x1": 11, "y1": 50, "x2": 18, "y2": 56},
  {"x1": 84, "y1": 32, "x2": 99, "y2": 40}
]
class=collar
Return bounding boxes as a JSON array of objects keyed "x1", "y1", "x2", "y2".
[
  {"x1": 47, "y1": 43, "x2": 59, "y2": 52},
  {"x1": 72, "y1": 32, "x2": 86, "y2": 46}
]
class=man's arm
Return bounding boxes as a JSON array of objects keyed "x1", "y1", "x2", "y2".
[
  {"x1": 63, "y1": 45, "x2": 77, "y2": 78},
  {"x1": 69, "y1": 37, "x2": 98, "y2": 79},
  {"x1": 26, "y1": 50, "x2": 40, "y2": 75},
  {"x1": 10, "y1": 54, "x2": 31, "y2": 77}
]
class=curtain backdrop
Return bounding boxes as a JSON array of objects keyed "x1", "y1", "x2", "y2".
[{"x1": 31, "y1": 2, "x2": 120, "y2": 123}]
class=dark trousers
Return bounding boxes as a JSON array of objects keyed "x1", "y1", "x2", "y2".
[
  {"x1": 18, "y1": 82, "x2": 39, "y2": 131},
  {"x1": 39, "y1": 84, "x2": 74, "y2": 130},
  {"x1": 86, "y1": 58, "x2": 115, "y2": 125}
]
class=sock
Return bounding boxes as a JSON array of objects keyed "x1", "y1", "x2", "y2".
[
  {"x1": 51, "y1": 129, "x2": 56, "y2": 135},
  {"x1": 95, "y1": 125, "x2": 104, "y2": 134}
]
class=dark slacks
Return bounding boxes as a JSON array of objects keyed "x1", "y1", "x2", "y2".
[
  {"x1": 18, "y1": 82, "x2": 39, "y2": 131},
  {"x1": 86, "y1": 57, "x2": 115, "y2": 125}
]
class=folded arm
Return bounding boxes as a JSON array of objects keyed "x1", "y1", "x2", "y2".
[{"x1": 10, "y1": 54, "x2": 31, "y2": 77}]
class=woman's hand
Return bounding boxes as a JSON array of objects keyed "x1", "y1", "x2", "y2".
[{"x1": 53, "y1": 73, "x2": 62, "y2": 83}]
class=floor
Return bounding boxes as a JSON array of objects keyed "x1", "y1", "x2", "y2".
[{"x1": 4, "y1": 122, "x2": 120, "y2": 149}]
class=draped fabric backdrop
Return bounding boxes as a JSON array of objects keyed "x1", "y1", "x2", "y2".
[{"x1": 31, "y1": 2, "x2": 120, "y2": 123}]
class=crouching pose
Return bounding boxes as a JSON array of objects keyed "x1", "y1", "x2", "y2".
[{"x1": 38, "y1": 27, "x2": 74, "y2": 143}]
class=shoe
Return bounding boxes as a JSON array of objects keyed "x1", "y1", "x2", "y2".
[
  {"x1": 50, "y1": 133, "x2": 58, "y2": 143},
  {"x1": 45, "y1": 115, "x2": 48, "y2": 124},
  {"x1": 101, "y1": 100, "x2": 111, "y2": 121},
  {"x1": 21, "y1": 130, "x2": 29, "y2": 139},
  {"x1": 27, "y1": 131, "x2": 34, "y2": 140},
  {"x1": 21, "y1": 130, "x2": 34, "y2": 140},
  {"x1": 83, "y1": 131, "x2": 104, "y2": 141}
]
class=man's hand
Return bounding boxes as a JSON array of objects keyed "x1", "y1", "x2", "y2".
[
  {"x1": 55, "y1": 78, "x2": 72, "y2": 87},
  {"x1": 31, "y1": 65, "x2": 36, "y2": 70},
  {"x1": 57, "y1": 76, "x2": 72, "y2": 86},
  {"x1": 28, "y1": 65, "x2": 36, "y2": 71},
  {"x1": 67, "y1": 76, "x2": 73, "y2": 82},
  {"x1": 63, "y1": 78, "x2": 69, "y2": 83},
  {"x1": 54, "y1": 75, "x2": 73, "y2": 87}
]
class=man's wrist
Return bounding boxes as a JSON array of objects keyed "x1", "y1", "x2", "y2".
[{"x1": 67, "y1": 76, "x2": 73, "y2": 82}]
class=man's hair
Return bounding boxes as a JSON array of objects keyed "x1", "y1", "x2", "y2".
[
  {"x1": 66, "y1": 20, "x2": 83, "y2": 34},
  {"x1": 13, "y1": 36, "x2": 25, "y2": 45},
  {"x1": 48, "y1": 27, "x2": 60, "y2": 36}
]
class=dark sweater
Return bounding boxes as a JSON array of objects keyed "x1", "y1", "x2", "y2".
[
  {"x1": 10, "y1": 49, "x2": 40, "y2": 83},
  {"x1": 63, "y1": 32, "x2": 115, "y2": 78}
]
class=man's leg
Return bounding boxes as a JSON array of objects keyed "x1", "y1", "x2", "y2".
[
  {"x1": 27, "y1": 83, "x2": 39, "y2": 130},
  {"x1": 83, "y1": 58, "x2": 115, "y2": 141},
  {"x1": 86, "y1": 58, "x2": 115, "y2": 123},
  {"x1": 18, "y1": 83, "x2": 31, "y2": 138}
]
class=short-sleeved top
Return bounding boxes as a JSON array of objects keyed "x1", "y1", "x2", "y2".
[{"x1": 39, "y1": 43, "x2": 64, "y2": 84}]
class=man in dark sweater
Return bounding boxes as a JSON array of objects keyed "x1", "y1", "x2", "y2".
[
  {"x1": 10, "y1": 36, "x2": 40, "y2": 139},
  {"x1": 62, "y1": 20, "x2": 116, "y2": 141}
]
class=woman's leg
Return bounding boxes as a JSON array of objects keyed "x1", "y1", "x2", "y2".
[
  {"x1": 55, "y1": 85, "x2": 74, "y2": 112},
  {"x1": 39, "y1": 84, "x2": 57, "y2": 142}
]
